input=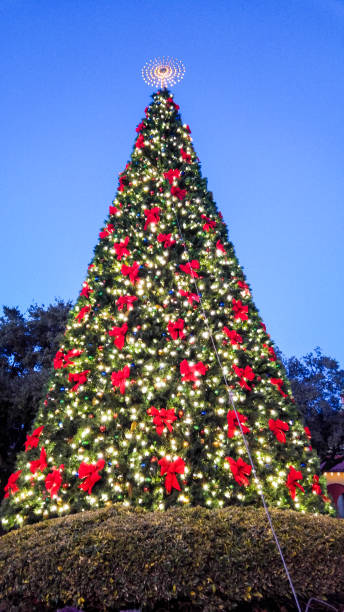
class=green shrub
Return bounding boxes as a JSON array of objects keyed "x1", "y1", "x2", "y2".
[{"x1": 0, "y1": 505, "x2": 343, "y2": 611}]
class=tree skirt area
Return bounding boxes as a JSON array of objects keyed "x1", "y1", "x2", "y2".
[{"x1": 0, "y1": 506, "x2": 343, "y2": 612}]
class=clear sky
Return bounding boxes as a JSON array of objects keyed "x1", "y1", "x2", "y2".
[{"x1": 1, "y1": 0, "x2": 343, "y2": 366}]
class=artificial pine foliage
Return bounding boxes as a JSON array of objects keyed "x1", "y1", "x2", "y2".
[{"x1": 1, "y1": 90, "x2": 332, "y2": 531}]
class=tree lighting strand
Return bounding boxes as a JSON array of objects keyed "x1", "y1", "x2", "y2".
[{"x1": 172, "y1": 211, "x2": 302, "y2": 612}]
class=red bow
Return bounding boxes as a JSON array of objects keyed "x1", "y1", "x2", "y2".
[
  {"x1": 232, "y1": 365, "x2": 255, "y2": 390},
  {"x1": 4, "y1": 470, "x2": 22, "y2": 498},
  {"x1": 148, "y1": 407, "x2": 177, "y2": 435},
  {"x1": 45, "y1": 465, "x2": 64, "y2": 498},
  {"x1": 109, "y1": 203, "x2": 122, "y2": 215},
  {"x1": 168, "y1": 319, "x2": 185, "y2": 340},
  {"x1": 260, "y1": 322, "x2": 267, "y2": 332},
  {"x1": 270, "y1": 378, "x2": 288, "y2": 398},
  {"x1": 180, "y1": 147, "x2": 191, "y2": 163},
  {"x1": 99, "y1": 223, "x2": 114, "y2": 239},
  {"x1": 111, "y1": 365, "x2": 130, "y2": 394},
  {"x1": 78, "y1": 459, "x2": 105, "y2": 494},
  {"x1": 116, "y1": 295, "x2": 138, "y2": 311},
  {"x1": 68, "y1": 370, "x2": 90, "y2": 392},
  {"x1": 180, "y1": 359, "x2": 207, "y2": 386},
  {"x1": 109, "y1": 322, "x2": 128, "y2": 349},
  {"x1": 30, "y1": 447, "x2": 47, "y2": 474},
  {"x1": 179, "y1": 260, "x2": 200, "y2": 278},
  {"x1": 80, "y1": 282, "x2": 93, "y2": 298},
  {"x1": 54, "y1": 349, "x2": 83, "y2": 369},
  {"x1": 263, "y1": 344, "x2": 277, "y2": 362},
  {"x1": 157, "y1": 233, "x2": 176, "y2": 248},
  {"x1": 223, "y1": 327, "x2": 242, "y2": 347},
  {"x1": 121, "y1": 261, "x2": 140, "y2": 284},
  {"x1": 118, "y1": 174, "x2": 127, "y2": 192},
  {"x1": 135, "y1": 133, "x2": 145, "y2": 149},
  {"x1": 311, "y1": 475, "x2": 330, "y2": 502},
  {"x1": 136, "y1": 121, "x2": 145, "y2": 133},
  {"x1": 304, "y1": 426, "x2": 311, "y2": 440},
  {"x1": 201, "y1": 214, "x2": 216, "y2": 232},
  {"x1": 185, "y1": 124, "x2": 191, "y2": 133},
  {"x1": 144, "y1": 207, "x2": 161, "y2": 230},
  {"x1": 114, "y1": 236, "x2": 130, "y2": 260},
  {"x1": 24, "y1": 426, "x2": 44, "y2": 451},
  {"x1": 232, "y1": 299, "x2": 248, "y2": 321},
  {"x1": 179, "y1": 289, "x2": 200, "y2": 305},
  {"x1": 226, "y1": 457, "x2": 251, "y2": 487},
  {"x1": 286, "y1": 465, "x2": 305, "y2": 500},
  {"x1": 163, "y1": 169, "x2": 181, "y2": 185},
  {"x1": 237, "y1": 280, "x2": 250, "y2": 296},
  {"x1": 268, "y1": 419, "x2": 289, "y2": 443},
  {"x1": 167, "y1": 97, "x2": 180, "y2": 111},
  {"x1": 158, "y1": 457, "x2": 185, "y2": 494},
  {"x1": 227, "y1": 410, "x2": 250, "y2": 438},
  {"x1": 75, "y1": 305, "x2": 91, "y2": 322},
  {"x1": 171, "y1": 185, "x2": 187, "y2": 200},
  {"x1": 216, "y1": 240, "x2": 226, "y2": 253}
]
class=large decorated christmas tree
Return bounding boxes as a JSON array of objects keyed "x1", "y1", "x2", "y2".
[{"x1": 1, "y1": 61, "x2": 331, "y2": 531}]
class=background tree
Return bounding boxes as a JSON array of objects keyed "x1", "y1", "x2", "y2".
[
  {"x1": 0, "y1": 301, "x2": 71, "y2": 498},
  {"x1": 282, "y1": 348, "x2": 344, "y2": 469}
]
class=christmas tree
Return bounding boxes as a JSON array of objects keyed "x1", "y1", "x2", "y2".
[{"x1": 1, "y1": 69, "x2": 331, "y2": 531}]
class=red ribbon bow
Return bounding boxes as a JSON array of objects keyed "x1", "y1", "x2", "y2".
[
  {"x1": 223, "y1": 327, "x2": 242, "y2": 347},
  {"x1": 167, "y1": 97, "x2": 180, "y2": 111},
  {"x1": 24, "y1": 426, "x2": 44, "y2": 452},
  {"x1": 270, "y1": 378, "x2": 288, "y2": 398},
  {"x1": 168, "y1": 319, "x2": 185, "y2": 340},
  {"x1": 312, "y1": 475, "x2": 330, "y2": 502},
  {"x1": 232, "y1": 299, "x2": 248, "y2": 321},
  {"x1": 157, "y1": 233, "x2": 176, "y2": 248},
  {"x1": 30, "y1": 447, "x2": 47, "y2": 474},
  {"x1": 109, "y1": 203, "x2": 122, "y2": 215},
  {"x1": 263, "y1": 344, "x2": 277, "y2": 361},
  {"x1": 227, "y1": 410, "x2": 250, "y2": 438},
  {"x1": 144, "y1": 207, "x2": 161, "y2": 230},
  {"x1": 226, "y1": 457, "x2": 252, "y2": 487},
  {"x1": 4, "y1": 470, "x2": 22, "y2": 498},
  {"x1": 136, "y1": 121, "x2": 145, "y2": 133},
  {"x1": 286, "y1": 465, "x2": 305, "y2": 500},
  {"x1": 179, "y1": 289, "x2": 200, "y2": 306},
  {"x1": 116, "y1": 295, "x2": 138, "y2": 311},
  {"x1": 121, "y1": 261, "x2": 140, "y2": 285},
  {"x1": 232, "y1": 365, "x2": 255, "y2": 390},
  {"x1": 158, "y1": 457, "x2": 185, "y2": 494},
  {"x1": 111, "y1": 365, "x2": 130, "y2": 394},
  {"x1": 75, "y1": 305, "x2": 91, "y2": 322},
  {"x1": 118, "y1": 174, "x2": 127, "y2": 192},
  {"x1": 201, "y1": 214, "x2": 216, "y2": 232},
  {"x1": 180, "y1": 147, "x2": 191, "y2": 163},
  {"x1": 237, "y1": 280, "x2": 250, "y2": 296},
  {"x1": 99, "y1": 223, "x2": 114, "y2": 239},
  {"x1": 135, "y1": 133, "x2": 145, "y2": 149},
  {"x1": 68, "y1": 370, "x2": 90, "y2": 392},
  {"x1": 78, "y1": 459, "x2": 105, "y2": 494},
  {"x1": 148, "y1": 407, "x2": 177, "y2": 435},
  {"x1": 171, "y1": 185, "x2": 187, "y2": 200},
  {"x1": 180, "y1": 359, "x2": 207, "y2": 387},
  {"x1": 304, "y1": 426, "x2": 311, "y2": 440},
  {"x1": 54, "y1": 349, "x2": 83, "y2": 369},
  {"x1": 80, "y1": 282, "x2": 93, "y2": 298},
  {"x1": 268, "y1": 418, "x2": 289, "y2": 443},
  {"x1": 45, "y1": 465, "x2": 64, "y2": 498},
  {"x1": 216, "y1": 240, "x2": 226, "y2": 253},
  {"x1": 179, "y1": 260, "x2": 200, "y2": 278},
  {"x1": 113, "y1": 236, "x2": 130, "y2": 260},
  {"x1": 109, "y1": 322, "x2": 128, "y2": 349},
  {"x1": 163, "y1": 169, "x2": 181, "y2": 185}
]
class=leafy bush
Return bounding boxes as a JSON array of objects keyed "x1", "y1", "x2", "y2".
[{"x1": 0, "y1": 505, "x2": 343, "y2": 611}]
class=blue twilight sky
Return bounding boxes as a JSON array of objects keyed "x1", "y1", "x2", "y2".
[{"x1": 1, "y1": 0, "x2": 343, "y2": 366}]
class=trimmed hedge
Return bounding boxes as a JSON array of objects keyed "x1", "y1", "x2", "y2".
[{"x1": 0, "y1": 505, "x2": 343, "y2": 611}]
